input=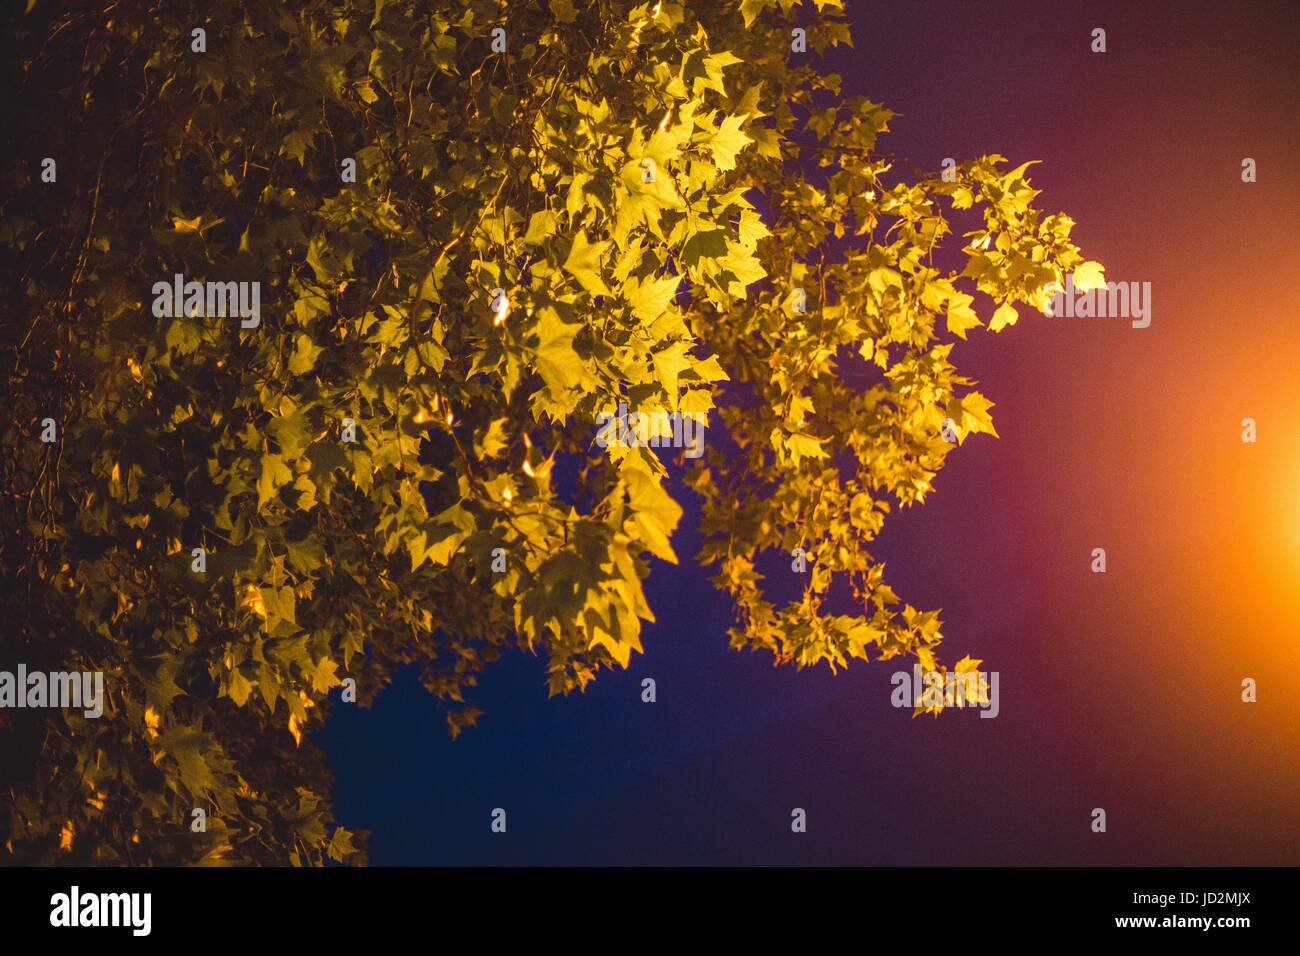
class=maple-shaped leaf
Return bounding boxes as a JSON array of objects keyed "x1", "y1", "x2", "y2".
[
  {"x1": 624, "y1": 470, "x2": 683, "y2": 564},
  {"x1": 698, "y1": 113, "x2": 751, "y2": 172},
  {"x1": 988, "y1": 300, "x2": 1019, "y2": 333},
  {"x1": 626, "y1": 273, "x2": 681, "y2": 323},
  {"x1": 1072, "y1": 260, "x2": 1106, "y2": 292},
  {"x1": 257, "y1": 454, "x2": 293, "y2": 510},
  {"x1": 562, "y1": 232, "x2": 612, "y2": 296},
  {"x1": 946, "y1": 292, "x2": 983, "y2": 339}
]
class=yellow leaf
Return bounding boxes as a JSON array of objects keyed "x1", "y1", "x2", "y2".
[
  {"x1": 589, "y1": 627, "x2": 639, "y2": 669},
  {"x1": 531, "y1": 306, "x2": 585, "y2": 394},
  {"x1": 522, "y1": 209, "x2": 557, "y2": 246},
  {"x1": 988, "y1": 301, "x2": 1019, "y2": 333},
  {"x1": 626, "y1": 273, "x2": 681, "y2": 323},
  {"x1": 699, "y1": 112, "x2": 751, "y2": 172},
  {"x1": 651, "y1": 340, "x2": 692, "y2": 400},
  {"x1": 172, "y1": 214, "x2": 224, "y2": 235},
  {"x1": 1072, "y1": 260, "x2": 1106, "y2": 292},
  {"x1": 625, "y1": 469, "x2": 682, "y2": 564},
  {"x1": 959, "y1": 391, "x2": 999, "y2": 438},
  {"x1": 786, "y1": 432, "x2": 829, "y2": 465},
  {"x1": 242, "y1": 583, "x2": 267, "y2": 619},
  {"x1": 562, "y1": 232, "x2": 612, "y2": 296},
  {"x1": 945, "y1": 292, "x2": 982, "y2": 339}
]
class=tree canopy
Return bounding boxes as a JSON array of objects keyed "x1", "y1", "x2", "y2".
[{"x1": 1, "y1": 0, "x2": 1096, "y2": 864}]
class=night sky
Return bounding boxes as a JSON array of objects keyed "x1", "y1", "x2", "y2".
[{"x1": 320, "y1": 0, "x2": 1300, "y2": 865}]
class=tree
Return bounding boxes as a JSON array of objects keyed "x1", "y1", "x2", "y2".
[{"x1": 1, "y1": 0, "x2": 1096, "y2": 864}]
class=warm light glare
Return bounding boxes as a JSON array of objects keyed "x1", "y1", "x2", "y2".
[{"x1": 493, "y1": 294, "x2": 511, "y2": 326}]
